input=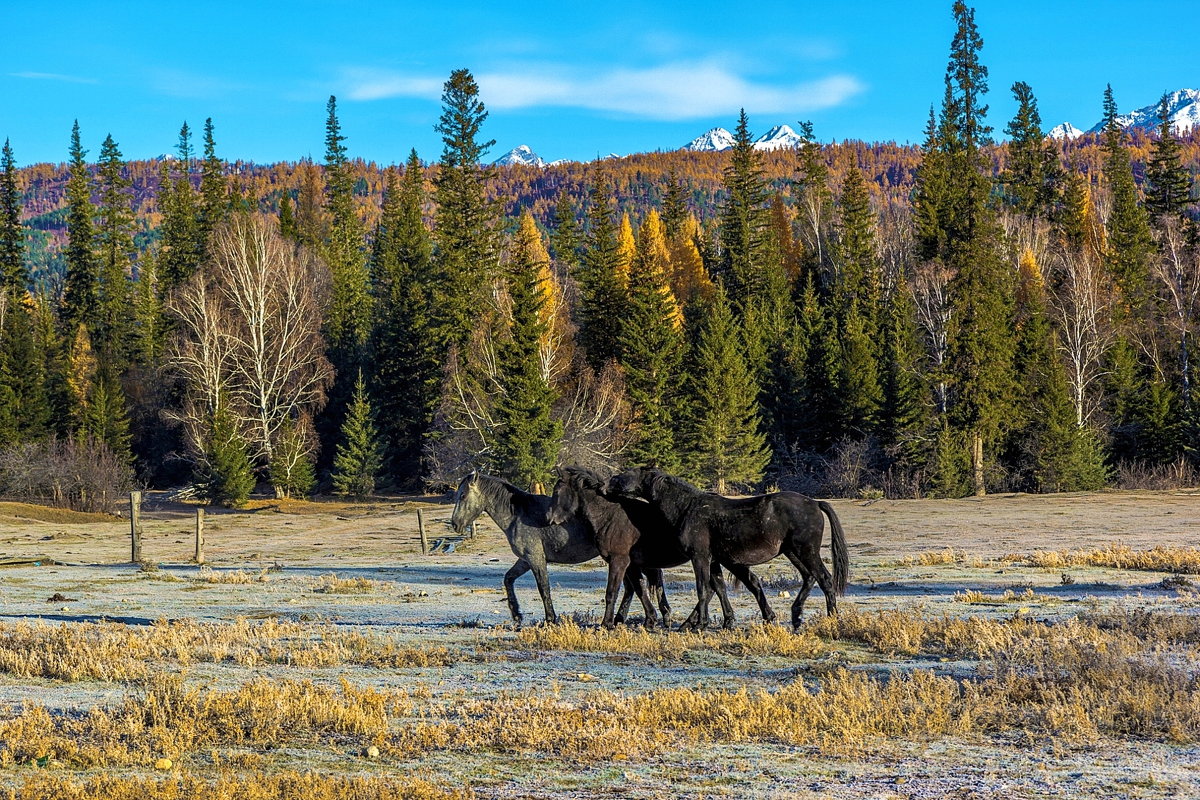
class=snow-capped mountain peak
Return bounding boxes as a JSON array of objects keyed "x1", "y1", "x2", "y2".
[
  {"x1": 753, "y1": 124, "x2": 806, "y2": 151},
  {"x1": 493, "y1": 145, "x2": 546, "y2": 168},
  {"x1": 684, "y1": 127, "x2": 736, "y2": 152},
  {"x1": 1085, "y1": 88, "x2": 1200, "y2": 136},
  {"x1": 1047, "y1": 122, "x2": 1085, "y2": 141}
]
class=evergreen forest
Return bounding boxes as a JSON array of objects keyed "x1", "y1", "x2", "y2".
[{"x1": 2, "y1": 2, "x2": 1199, "y2": 510}]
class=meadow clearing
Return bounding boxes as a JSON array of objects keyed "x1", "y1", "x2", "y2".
[{"x1": 0, "y1": 489, "x2": 1196, "y2": 798}]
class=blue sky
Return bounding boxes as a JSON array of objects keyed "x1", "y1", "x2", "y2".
[{"x1": 2, "y1": 1, "x2": 1195, "y2": 166}]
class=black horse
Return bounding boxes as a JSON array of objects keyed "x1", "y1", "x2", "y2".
[
  {"x1": 546, "y1": 466, "x2": 734, "y2": 629},
  {"x1": 606, "y1": 467, "x2": 850, "y2": 631},
  {"x1": 450, "y1": 471, "x2": 660, "y2": 627}
]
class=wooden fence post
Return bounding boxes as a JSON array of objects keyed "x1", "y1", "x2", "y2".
[
  {"x1": 417, "y1": 509, "x2": 428, "y2": 555},
  {"x1": 130, "y1": 491, "x2": 142, "y2": 563},
  {"x1": 194, "y1": 508, "x2": 205, "y2": 564}
]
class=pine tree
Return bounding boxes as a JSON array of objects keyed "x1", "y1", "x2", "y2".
[
  {"x1": 0, "y1": 297, "x2": 50, "y2": 443},
  {"x1": 293, "y1": 160, "x2": 328, "y2": 251},
  {"x1": 94, "y1": 133, "x2": 135, "y2": 367},
  {"x1": 719, "y1": 109, "x2": 771, "y2": 307},
  {"x1": 157, "y1": 122, "x2": 202, "y2": 290},
  {"x1": 197, "y1": 118, "x2": 227, "y2": 259},
  {"x1": 1059, "y1": 166, "x2": 1090, "y2": 252},
  {"x1": 661, "y1": 169, "x2": 689, "y2": 239},
  {"x1": 131, "y1": 253, "x2": 164, "y2": 365},
  {"x1": 195, "y1": 403, "x2": 255, "y2": 508},
  {"x1": 1144, "y1": 94, "x2": 1194, "y2": 224},
  {"x1": 879, "y1": 277, "x2": 930, "y2": 468},
  {"x1": 81, "y1": 370, "x2": 132, "y2": 460},
  {"x1": 836, "y1": 164, "x2": 881, "y2": 330},
  {"x1": 1001, "y1": 81, "x2": 1062, "y2": 220},
  {"x1": 369, "y1": 151, "x2": 438, "y2": 485},
  {"x1": 62, "y1": 121, "x2": 98, "y2": 331},
  {"x1": 620, "y1": 208, "x2": 687, "y2": 469},
  {"x1": 332, "y1": 371, "x2": 383, "y2": 498},
  {"x1": 278, "y1": 192, "x2": 298, "y2": 242},
  {"x1": 837, "y1": 299, "x2": 883, "y2": 436},
  {"x1": 682, "y1": 284, "x2": 770, "y2": 493},
  {"x1": 0, "y1": 140, "x2": 26, "y2": 295},
  {"x1": 936, "y1": 1, "x2": 1016, "y2": 495},
  {"x1": 322, "y1": 96, "x2": 371, "y2": 358},
  {"x1": 549, "y1": 192, "x2": 582, "y2": 271},
  {"x1": 576, "y1": 170, "x2": 626, "y2": 368},
  {"x1": 430, "y1": 69, "x2": 500, "y2": 353},
  {"x1": 1101, "y1": 85, "x2": 1155, "y2": 310},
  {"x1": 491, "y1": 213, "x2": 562, "y2": 487}
]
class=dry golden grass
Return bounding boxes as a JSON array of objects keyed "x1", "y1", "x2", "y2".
[
  {"x1": 512, "y1": 618, "x2": 826, "y2": 659},
  {"x1": 953, "y1": 588, "x2": 1054, "y2": 605},
  {"x1": 313, "y1": 573, "x2": 386, "y2": 594},
  {"x1": 0, "y1": 618, "x2": 456, "y2": 681},
  {"x1": 1, "y1": 772, "x2": 471, "y2": 800},
  {"x1": 0, "y1": 674, "x2": 411, "y2": 768},
  {"x1": 0, "y1": 502, "x2": 112, "y2": 524},
  {"x1": 1013, "y1": 543, "x2": 1200, "y2": 574},
  {"x1": 197, "y1": 568, "x2": 271, "y2": 584},
  {"x1": 899, "y1": 548, "x2": 962, "y2": 566}
]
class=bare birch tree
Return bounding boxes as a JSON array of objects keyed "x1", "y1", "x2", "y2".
[
  {"x1": 1050, "y1": 248, "x2": 1115, "y2": 427},
  {"x1": 911, "y1": 261, "x2": 952, "y2": 414},
  {"x1": 1151, "y1": 218, "x2": 1200, "y2": 417},
  {"x1": 168, "y1": 215, "x2": 332, "y2": 492}
]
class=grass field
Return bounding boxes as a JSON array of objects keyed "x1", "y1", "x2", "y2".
[{"x1": 0, "y1": 488, "x2": 1196, "y2": 798}]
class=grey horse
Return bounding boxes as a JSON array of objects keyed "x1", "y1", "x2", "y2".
[{"x1": 450, "y1": 471, "x2": 660, "y2": 626}]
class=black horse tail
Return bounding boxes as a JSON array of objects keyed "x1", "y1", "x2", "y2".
[{"x1": 818, "y1": 501, "x2": 849, "y2": 595}]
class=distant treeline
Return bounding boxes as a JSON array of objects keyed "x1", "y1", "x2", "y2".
[{"x1": 0, "y1": 2, "x2": 1198, "y2": 509}]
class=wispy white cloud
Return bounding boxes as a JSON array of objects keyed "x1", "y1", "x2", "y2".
[
  {"x1": 343, "y1": 69, "x2": 443, "y2": 102},
  {"x1": 341, "y1": 62, "x2": 864, "y2": 120},
  {"x1": 10, "y1": 71, "x2": 98, "y2": 84}
]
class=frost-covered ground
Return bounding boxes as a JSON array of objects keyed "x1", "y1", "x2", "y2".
[{"x1": 0, "y1": 489, "x2": 1197, "y2": 798}]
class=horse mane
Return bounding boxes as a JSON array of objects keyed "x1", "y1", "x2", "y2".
[
  {"x1": 473, "y1": 472, "x2": 540, "y2": 515},
  {"x1": 563, "y1": 466, "x2": 608, "y2": 492}
]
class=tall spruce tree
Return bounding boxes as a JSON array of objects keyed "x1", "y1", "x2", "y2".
[
  {"x1": 430, "y1": 69, "x2": 500, "y2": 353},
  {"x1": 576, "y1": 170, "x2": 626, "y2": 368},
  {"x1": 491, "y1": 213, "x2": 562, "y2": 488},
  {"x1": 94, "y1": 133, "x2": 135, "y2": 367},
  {"x1": 661, "y1": 169, "x2": 689, "y2": 240},
  {"x1": 62, "y1": 121, "x2": 98, "y2": 331},
  {"x1": 683, "y1": 283, "x2": 770, "y2": 493},
  {"x1": 1001, "y1": 81, "x2": 1062, "y2": 221},
  {"x1": 197, "y1": 118, "x2": 227, "y2": 260},
  {"x1": 719, "y1": 109, "x2": 770, "y2": 308},
  {"x1": 157, "y1": 122, "x2": 202, "y2": 290},
  {"x1": 1102, "y1": 85, "x2": 1155, "y2": 310},
  {"x1": 549, "y1": 192, "x2": 582, "y2": 271},
  {"x1": 331, "y1": 371, "x2": 383, "y2": 498},
  {"x1": 879, "y1": 277, "x2": 930, "y2": 469},
  {"x1": 322, "y1": 96, "x2": 371, "y2": 359},
  {"x1": 369, "y1": 151, "x2": 438, "y2": 485},
  {"x1": 1145, "y1": 94, "x2": 1194, "y2": 224},
  {"x1": 930, "y1": 1, "x2": 1017, "y2": 495},
  {"x1": 0, "y1": 140, "x2": 25, "y2": 295}
]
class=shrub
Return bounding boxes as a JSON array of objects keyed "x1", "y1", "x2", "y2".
[{"x1": 0, "y1": 436, "x2": 131, "y2": 513}]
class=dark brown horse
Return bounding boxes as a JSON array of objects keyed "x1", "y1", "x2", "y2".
[
  {"x1": 605, "y1": 467, "x2": 849, "y2": 631},
  {"x1": 547, "y1": 466, "x2": 735, "y2": 630}
]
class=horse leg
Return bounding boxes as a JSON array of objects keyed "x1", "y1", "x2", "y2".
[
  {"x1": 602, "y1": 554, "x2": 632, "y2": 629},
  {"x1": 503, "y1": 559, "x2": 531, "y2": 628},
  {"x1": 527, "y1": 554, "x2": 558, "y2": 625},
  {"x1": 624, "y1": 569, "x2": 659, "y2": 629},
  {"x1": 681, "y1": 556, "x2": 714, "y2": 632},
  {"x1": 724, "y1": 562, "x2": 776, "y2": 625},
  {"x1": 616, "y1": 571, "x2": 640, "y2": 625},
  {"x1": 649, "y1": 568, "x2": 671, "y2": 627},
  {"x1": 784, "y1": 551, "x2": 819, "y2": 630},
  {"x1": 710, "y1": 566, "x2": 734, "y2": 629}
]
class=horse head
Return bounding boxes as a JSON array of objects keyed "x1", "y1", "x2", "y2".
[
  {"x1": 450, "y1": 470, "x2": 482, "y2": 533},
  {"x1": 606, "y1": 466, "x2": 660, "y2": 500}
]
